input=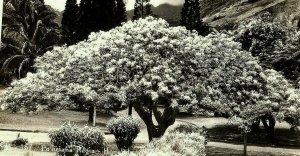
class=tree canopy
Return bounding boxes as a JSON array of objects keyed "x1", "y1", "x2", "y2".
[{"x1": 1, "y1": 17, "x2": 299, "y2": 140}]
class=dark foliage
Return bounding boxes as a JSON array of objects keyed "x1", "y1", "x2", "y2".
[
  {"x1": 181, "y1": 0, "x2": 210, "y2": 36},
  {"x1": 133, "y1": 0, "x2": 153, "y2": 20},
  {"x1": 62, "y1": 0, "x2": 79, "y2": 44},
  {"x1": 0, "y1": 0, "x2": 66, "y2": 83},
  {"x1": 75, "y1": 0, "x2": 127, "y2": 40},
  {"x1": 11, "y1": 133, "x2": 28, "y2": 147}
]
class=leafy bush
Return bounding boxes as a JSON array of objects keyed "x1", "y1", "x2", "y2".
[
  {"x1": 0, "y1": 141, "x2": 5, "y2": 151},
  {"x1": 114, "y1": 130, "x2": 206, "y2": 156},
  {"x1": 235, "y1": 12, "x2": 291, "y2": 67},
  {"x1": 49, "y1": 122, "x2": 106, "y2": 156},
  {"x1": 107, "y1": 116, "x2": 140, "y2": 151},
  {"x1": 169, "y1": 124, "x2": 208, "y2": 143},
  {"x1": 11, "y1": 133, "x2": 28, "y2": 147}
]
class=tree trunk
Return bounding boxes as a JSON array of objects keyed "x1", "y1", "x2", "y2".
[
  {"x1": 145, "y1": 123, "x2": 167, "y2": 142},
  {"x1": 128, "y1": 103, "x2": 132, "y2": 116},
  {"x1": 262, "y1": 116, "x2": 276, "y2": 141},
  {"x1": 251, "y1": 119, "x2": 260, "y2": 132},
  {"x1": 78, "y1": 103, "x2": 84, "y2": 111},
  {"x1": 88, "y1": 105, "x2": 94, "y2": 123},
  {"x1": 268, "y1": 117, "x2": 275, "y2": 141},
  {"x1": 243, "y1": 132, "x2": 247, "y2": 156},
  {"x1": 93, "y1": 105, "x2": 96, "y2": 126},
  {"x1": 146, "y1": 125, "x2": 153, "y2": 142},
  {"x1": 132, "y1": 98, "x2": 177, "y2": 142}
]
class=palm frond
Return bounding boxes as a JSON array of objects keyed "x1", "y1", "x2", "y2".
[
  {"x1": 1, "y1": 55, "x2": 26, "y2": 73},
  {"x1": 18, "y1": 58, "x2": 30, "y2": 79}
]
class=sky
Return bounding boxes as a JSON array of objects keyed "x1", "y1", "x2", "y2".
[{"x1": 44, "y1": 0, "x2": 184, "y2": 11}]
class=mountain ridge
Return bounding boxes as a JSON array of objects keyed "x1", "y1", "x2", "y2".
[{"x1": 55, "y1": 0, "x2": 300, "y2": 29}]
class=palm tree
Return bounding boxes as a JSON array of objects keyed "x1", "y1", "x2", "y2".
[
  {"x1": 0, "y1": 0, "x2": 3, "y2": 45},
  {"x1": 0, "y1": 0, "x2": 65, "y2": 82}
]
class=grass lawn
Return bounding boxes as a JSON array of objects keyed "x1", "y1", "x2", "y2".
[
  {"x1": 1, "y1": 108, "x2": 300, "y2": 155},
  {"x1": 208, "y1": 125, "x2": 300, "y2": 148},
  {"x1": 0, "y1": 110, "x2": 114, "y2": 132}
]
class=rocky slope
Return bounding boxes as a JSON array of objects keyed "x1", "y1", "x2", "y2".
[
  {"x1": 127, "y1": 0, "x2": 300, "y2": 29},
  {"x1": 203, "y1": 0, "x2": 300, "y2": 28}
]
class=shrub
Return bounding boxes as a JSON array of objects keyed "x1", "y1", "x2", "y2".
[
  {"x1": 114, "y1": 130, "x2": 206, "y2": 156},
  {"x1": 49, "y1": 122, "x2": 106, "y2": 156},
  {"x1": 0, "y1": 141, "x2": 5, "y2": 151},
  {"x1": 107, "y1": 116, "x2": 140, "y2": 151},
  {"x1": 11, "y1": 133, "x2": 28, "y2": 147},
  {"x1": 169, "y1": 124, "x2": 208, "y2": 143},
  {"x1": 235, "y1": 12, "x2": 290, "y2": 67}
]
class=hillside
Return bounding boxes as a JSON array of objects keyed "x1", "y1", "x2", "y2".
[
  {"x1": 203, "y1": 0, "x2": 300, "y2": 28},
  {"x1": 127, "y1": 4, "x2": 182, "y2": 26},
  {"x1": 128, "y1": 0, "x2": 300, "y2": 29}
]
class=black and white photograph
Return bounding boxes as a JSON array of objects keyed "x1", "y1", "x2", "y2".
[{"x1": 0, "y1": 0, "x2": 299, "y2": 155}]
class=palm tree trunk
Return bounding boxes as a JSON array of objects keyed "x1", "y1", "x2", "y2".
[
  {"x1": 31, "y1": 20, "x2": 42, "y2": 43},
  {"x1": 0, "y1": 0, "x2": 3, "y2": 45},
  {"x1": 88, "y1": 105, "x2": 94, "y2": 123}
]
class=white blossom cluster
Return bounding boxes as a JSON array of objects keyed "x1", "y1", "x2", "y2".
[{"x1": 115, "y1": 130, "x2": 206, "y2": 156}]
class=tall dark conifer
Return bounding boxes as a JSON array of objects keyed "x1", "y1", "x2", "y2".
[
  {"x1": 76, "y1": 0, "x2": 126, "y2": 40},
  {"x1": 62, "y1": 0, "x2": 79, "y2": 43},
  {"x1": 181, "y1": 0, "x2": 210, "y2": 36},
  {"x1": 133, "y1": 0, "x2": 152, "y2": 20},
  {"x1": 76, "y1": 0, "x2": 93, "y2": 40},
  {"x1": 115, "y1": 0, "x2": 127, "y2": 25}
]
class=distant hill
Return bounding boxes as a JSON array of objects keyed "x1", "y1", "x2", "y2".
[
  {"x1": 56, "y1": 0, "x2": 300, "y2": 30},
  {"x1": 127, "y1": 4, "x2": 182, "y2": 26},
  {"x1": 54, "y1": 9, "x2": 63, "y2": 26},
  {"x1": 128, "y1": 0, "x2": 300, "y2": 29},
  {"x1": 202, "y1": 0, "x2": 300, "y2": 28}
]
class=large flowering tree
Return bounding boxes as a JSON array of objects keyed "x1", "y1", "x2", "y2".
[{"x1": 1, "y1": 17, "x2": 300, "y2": 141}]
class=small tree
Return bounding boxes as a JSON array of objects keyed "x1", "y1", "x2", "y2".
[
  {"x1": 132, "y1": 0, "x2": 152, "y2": 20},
  {"x1": 107, "y1": 116, "x2": 140, "y2": 150}
]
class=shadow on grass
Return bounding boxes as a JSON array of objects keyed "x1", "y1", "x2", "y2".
[
  {"x1": 206, "y1": 146, "x2": 298, "y2": 156},
  {"x1": 207, "y1": 125, "x2": 300, "y2": 148},
  {"x1": 73, "y1": 121, "x2": 107, "y2": 127}
]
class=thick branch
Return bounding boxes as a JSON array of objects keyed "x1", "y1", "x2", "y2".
[{"x1": 153, "y1": 103, "x2": 163, "y2": 123}]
